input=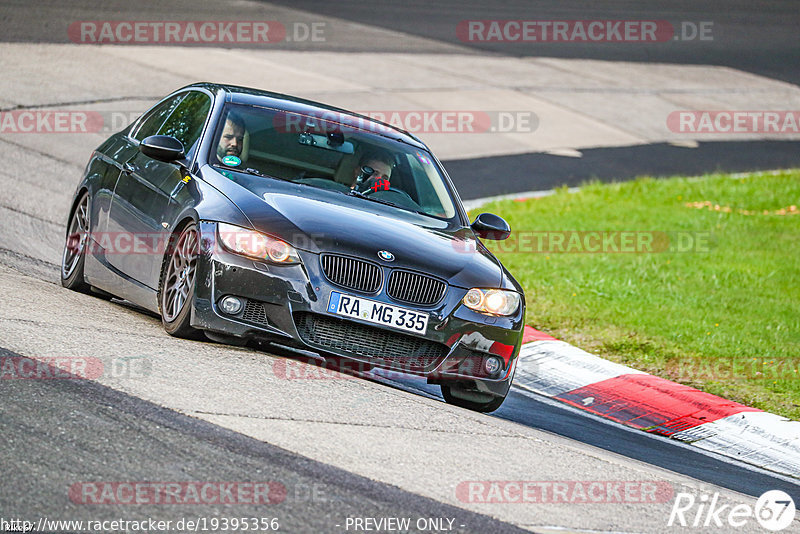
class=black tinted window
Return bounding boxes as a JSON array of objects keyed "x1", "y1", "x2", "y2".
[
  {"x1": 158, "y1": 91, "x2": 212, "y2": 153},
  {"x1": 133, "y1": 94, "x2": 185, "y2": 141}
]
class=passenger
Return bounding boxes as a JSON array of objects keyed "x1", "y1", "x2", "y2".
[{"x1": 216, "y1": 112, "x2": 246, "y2": 160}]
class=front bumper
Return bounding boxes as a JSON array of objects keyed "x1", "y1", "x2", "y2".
[{"x1": 191, "y1": 221, "x2": 525, "y2": 399}]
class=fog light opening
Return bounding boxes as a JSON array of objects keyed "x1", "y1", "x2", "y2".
[
  {"x1": 219, "y1": 295, "x2": 243, "y2": 315},
  {"x1": 483, "y1": 356, "x2": 503, "y2": 377}
]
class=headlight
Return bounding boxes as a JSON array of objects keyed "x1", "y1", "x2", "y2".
[
  {"x1": 462, "y1": 288, "x2": 520, "y2": 316},
  {"x1": 217, "y1": 222, "x2": 301, "y2": 264}
]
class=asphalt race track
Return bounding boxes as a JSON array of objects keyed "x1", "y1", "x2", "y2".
[{"x1": 1, "y1": 1, "x2": 799, "y2": 533}]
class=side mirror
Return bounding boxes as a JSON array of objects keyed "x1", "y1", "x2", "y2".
[
  {"x1": 471, "y1": 213, "x2": 511, "y2": 240},
  {"x1": 140, "y1": 135, "x2": 185, "y2": 163}
]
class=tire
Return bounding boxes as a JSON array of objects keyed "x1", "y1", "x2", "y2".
[
  {"x1": 158, "y1": 221, "x2": 203, "y2": 339},
  {"x1": 441, "y1": 383, "x2": 507, "y2": 413},
  {"x1": 204, "y1": 331, "x2": 249, "y2": 346},
  {"x1": 61, "y1": 191, "x2": 93, "y2": 293}
]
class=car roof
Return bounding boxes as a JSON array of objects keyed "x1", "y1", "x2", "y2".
[{"x1": 183, "y1": 82, "x2": 427, "y2": 150}]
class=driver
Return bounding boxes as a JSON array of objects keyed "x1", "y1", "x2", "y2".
[
  {"x1": 216, "y1": 112, "x2": 246, "y2": 160},
  {"x1": 351, "y1": 150, "x2": 393, "y2": 193}
]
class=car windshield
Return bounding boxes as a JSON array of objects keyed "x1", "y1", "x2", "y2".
[{"x1": 209, "y1": 104, "x2": 458, "y2": 220}]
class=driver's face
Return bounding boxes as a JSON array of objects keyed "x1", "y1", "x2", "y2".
[{"x1": 218, "y1": 120, "x2": 244, "y2": 158}]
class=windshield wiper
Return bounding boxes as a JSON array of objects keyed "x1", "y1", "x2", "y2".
[
  {"x1": 347, "y1": 189, "x2": 426, "y2": 215},
  {"x1": 243, "y1": 167, "x2": 269, "y2": 178},
  {"x1": 238, "y1": 167, "x2": 295, "y2": 182},
  {"x1": 348, "y1": 189, "x2": 396, "y2": 207}
]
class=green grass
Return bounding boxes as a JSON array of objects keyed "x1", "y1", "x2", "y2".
[{"x1": 478, "y1": 170, "x2": 800, "y2": 419}]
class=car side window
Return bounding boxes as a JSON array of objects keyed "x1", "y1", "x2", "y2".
[
  {"x1": 157, "y1": 91, "x2": 212, "y2": 155},
  {"x1": 132, "y1": 94, "x2": 186, "y2": 142}
]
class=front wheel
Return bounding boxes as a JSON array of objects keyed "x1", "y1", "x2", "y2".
[
  {"x1": 61, "y1": 192, "x2": 92, "y2": 292},
  {"x1": 159, "y1": 222, "x2": 202, "y2": 339},
  {"x1": 441, "y1": 383, "x2": 507, "y2": 413}
]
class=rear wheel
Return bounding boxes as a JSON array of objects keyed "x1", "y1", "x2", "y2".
[
  {"x1": 441, "y1": 383, "x2": 506, "y2": 413},
  {"x1": 159, "y1": 222, "x2": 202, "y2": 339}
]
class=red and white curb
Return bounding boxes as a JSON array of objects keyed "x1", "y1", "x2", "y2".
[{"x1": 514, "y1": 326, "x2": 800, "y2": 479}]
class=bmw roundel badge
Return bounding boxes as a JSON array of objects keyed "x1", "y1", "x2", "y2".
[{"x1": 377, "y1": 250, "x2": 395, "y2": 262}]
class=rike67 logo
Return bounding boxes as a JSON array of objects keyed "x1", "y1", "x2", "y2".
[{"x1": 668, "y1": 490, "x2": 795, "y2": 531}]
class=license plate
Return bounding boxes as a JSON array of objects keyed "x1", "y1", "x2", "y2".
[{"x1": 327, "y1": 291, "x2": 428, "y2": 335}]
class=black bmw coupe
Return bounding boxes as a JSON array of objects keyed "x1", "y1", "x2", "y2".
[{"x1": 61, "y1": 83, "x2": 525, "y2": 412}]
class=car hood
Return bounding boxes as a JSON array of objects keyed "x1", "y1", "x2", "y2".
[{"x1": 201, "y1": 167, "x2": 504, "y2": 289}]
